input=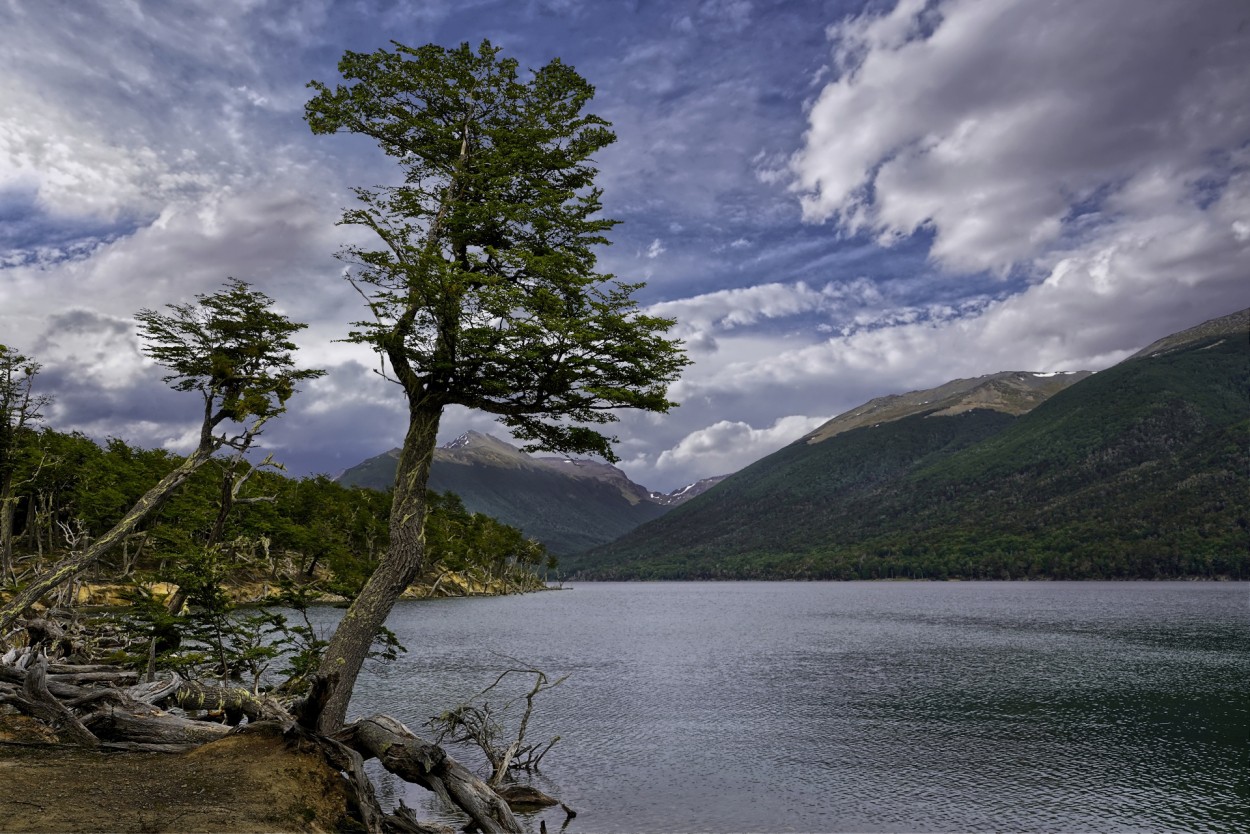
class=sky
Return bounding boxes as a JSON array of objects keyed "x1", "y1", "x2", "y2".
[{"x1": 1, "y1": 0, "x2": 1247, "y2": 492}]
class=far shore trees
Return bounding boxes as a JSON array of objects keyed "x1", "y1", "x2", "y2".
[
  {"x1": 306, "y1": 39, "x2": 689, "y2": 731},
  {"x1": 0, "y1": 280, "x2": 323, "y2": 633}
]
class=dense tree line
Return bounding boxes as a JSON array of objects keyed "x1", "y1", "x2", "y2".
[{"x1": 0, "y1": 426, "x2": 550, "y2": 599}]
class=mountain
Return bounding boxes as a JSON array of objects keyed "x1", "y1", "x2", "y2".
[
  {"x1": 649, "y1": 475, "x2": 730, "y2": 506},
  {"x1": 569, "y1": 308, "x2": 1249, "y2": 580},
  {"x1": 338, "y1": 431, "x2": 715, "y2": 555},
  {"x1": 802, "y1": 369, "x2": 1091, "y2": 443}
]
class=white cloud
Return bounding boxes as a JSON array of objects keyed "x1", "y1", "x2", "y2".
[
  {"x1": 4, "y1": 0, "x2": 1246, "y2": 496},
  {"x1": 651, "y1": 414, "x2": 830, "y2": 478},
  {"x1": 648, "y1": 278, "x2": 881, "y2": 338},
  {"x1": 32, "y1": 310, "x2": 147, "y2": 391},
  {"x1": 791, "y1": 0, "x2": 1250, "y2": 273},
  {"x1": 688, "y1": 168, "x2": 1250, "y2": 400}
]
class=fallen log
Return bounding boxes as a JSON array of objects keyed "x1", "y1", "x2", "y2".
[
  {"x1": 48, "y1": 669, "x2": 139, "y2": 686},
  {"x1": 165, "y1": 680, "x2": 273, "y2": 725},
  {"x1": 0, "y1": 663, "x2": 91, "y2": 700},
  {"x1": 387, "y1": 801, "x2": 455, "y2": 834},
  {"x1": 47, "y1": 662, "x2": 124, "y2": 675},
  {"x1": 125, "y1": 670, "x2": 183, "y2": 705},
  {"x1": 338, "y1": 714, "x2": 522, "y2": 834},
  {"x1": 83, "y1": 701, "x2": 233, "y2": 746},
  {"x1": 1, "y1": 653, "x2": 99, "y2": 747}
]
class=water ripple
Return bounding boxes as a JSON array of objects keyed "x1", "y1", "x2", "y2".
[{"x1": 309, "y1": 581, "x2": 1248, "y2": 833}]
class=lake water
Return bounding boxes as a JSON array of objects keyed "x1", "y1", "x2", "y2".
[{"x1": 316, "y1": 582, "x2": 1248, "y2": 832}]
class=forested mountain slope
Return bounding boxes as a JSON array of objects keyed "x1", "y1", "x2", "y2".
[{"x1": 570, "y1": 309, "x2": 1249, "y2": 580}]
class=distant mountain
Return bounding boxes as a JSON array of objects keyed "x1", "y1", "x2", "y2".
[
  {"x1": 338, "y1": 431, "x2": 718, "y2": 555},
  {"x1": 649, "y1": 475, "x2": 730, "y2": 506},
  {"x1": 568, "y1": 308, "x2": 1249, "y2": 580}
]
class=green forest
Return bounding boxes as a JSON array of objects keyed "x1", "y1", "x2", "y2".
[{"x1": 0, "y1": 426, "x2": 551, "y2": 601}]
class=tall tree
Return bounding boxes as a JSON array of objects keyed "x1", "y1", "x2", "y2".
[
  {"x1": 307, "y1": 40, "x2": 689, "y2": 730},
  {"x1": 0, "y1": 345, "x2": 52, "y2": 582},
  {"x1": 0, "y1": 280, "x2": 322, "y2": 632}
]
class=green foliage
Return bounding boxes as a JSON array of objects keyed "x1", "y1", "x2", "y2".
[
  {"x1": 1, "y1": 344, "x2": 52, "y2": 577},
  {"x1": 0, "y1": 345, "x2": 50, "y2": 479},
  {"x1": 2, "y1": 428, "x2": 551, "y2": 594},
  {"x1": 575, "y1": 334, "x2": 1249, "y2": 580},
  {"x1": 135, "y1": 279, "x2": 325, "y2": 434},
  {"x1": 306, "y1": 39, "x2": 689, "y2": 459}
]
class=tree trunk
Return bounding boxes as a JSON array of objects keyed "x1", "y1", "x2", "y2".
[
  {"x1": 0, "y1": 442, "x2": 217, "y2": 633},
  {"x1": 83, "y1": 701, "x2": 234, "y2": 746},
  {"x1": 337, "y1": 714, "x2": 521, "y2": 834},
  {"x1": 316, "y1": 403, "x2": 442, "y2": 733},
  {"x1": 0, "y1": 473, "x2": 15, "y2": 582}
]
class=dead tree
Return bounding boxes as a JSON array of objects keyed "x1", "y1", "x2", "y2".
[{"x1": 428, "y1": 665, "x2": 567, "y2": 787}]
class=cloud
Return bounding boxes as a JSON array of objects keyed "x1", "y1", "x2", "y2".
[
  {"x1": 790, "y1": 0, "x2": 1250, "y2": 273},
  {"x1": 651, "y1": 414, "x2": 830, "y2": 478},
  {"x1": 5, "y1": 0, "x2": 1246, "y2": 497},
  {"x1": 0, "y1": 0, "x2": 342, "y2": 239},
  {"x1": 647, "y1": 278, "x2": 884, "y2": 352},
  {"x1": 687, "y1": 166, "x2": 1250, "y2": 401}
]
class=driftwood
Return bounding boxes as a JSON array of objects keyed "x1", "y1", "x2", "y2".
[
  {"x1": 494, "y1": 784, "x2": 559, "y2": 810},
  {"x1": 167, "y1": 679, "x2": 275, "y2": 724},
  {"x1": 84, "y1": 700, "x2": 233, "y2": 746},
  {"x1": 0, "y1": 653, "x2": 98, "y2": 747},
  {"x1": 0, "y1": 629, "x2": 571, "y2": 833},
  {"x1": 338, "y1": 714, "x2": 522, "y2": 834},
  {"x1": 387, "y1": 801, "x2": 456, "y2": 834}
]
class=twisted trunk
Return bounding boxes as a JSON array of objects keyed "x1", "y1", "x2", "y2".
[{"x1": 316, "y1": 403, "x2": 442, "y2": 733}]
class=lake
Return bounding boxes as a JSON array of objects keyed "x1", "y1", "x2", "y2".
[{"x1": 314, "y1": 582, "x2": 1248, "y2": 832}]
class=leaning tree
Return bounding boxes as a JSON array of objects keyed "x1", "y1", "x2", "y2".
[
  {"x1": 306, "y1": 39, "x2": 689, "y2": 731},
  {"x1": 0, "y1": 280, "x2": 323, "y2": 633}
]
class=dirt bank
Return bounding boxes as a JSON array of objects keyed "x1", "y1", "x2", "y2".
[{"x1": 0, "y1": 722, "x2": 354, "y2": 833}]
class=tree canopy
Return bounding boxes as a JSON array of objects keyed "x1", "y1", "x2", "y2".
[
  {"x1": 135, "y1": 278, "x2": 324, "y2": 445},
  {"x1": 306, "y1": 39, "x2": 688, "y2": 458}
]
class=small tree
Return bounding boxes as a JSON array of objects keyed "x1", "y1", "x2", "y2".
[
  {"x1": 306, "y1": 40, "x2": 689, "y2": 731},
  {"x1": 0, "y1": 345, "x2": 52, "y2": 582},
  {"x1": 0, "y1": 280, "x2": 322, "y2": 633}
]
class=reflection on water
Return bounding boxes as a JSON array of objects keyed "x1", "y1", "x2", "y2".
[{"x1": 310, "y1": 582, "x2": 1248, "y2": 833}]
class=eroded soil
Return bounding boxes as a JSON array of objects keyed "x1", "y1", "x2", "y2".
[{"x1": 0, "y1": 720, "x2": 354, "y2": 833}]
